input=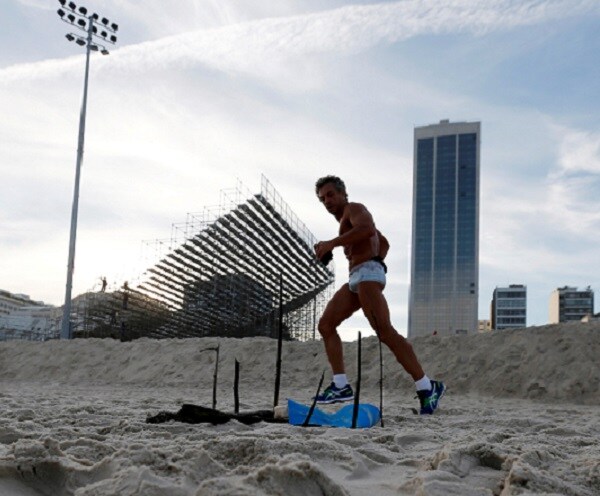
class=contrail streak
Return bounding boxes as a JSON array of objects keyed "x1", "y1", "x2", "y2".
[{"x1": 1, "y1": 0, "x2": 598, "y2": 83}]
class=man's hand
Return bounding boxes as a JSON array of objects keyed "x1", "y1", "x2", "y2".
[{"x1": 314, "y1": 240, "x2": 335, "y2": 262}]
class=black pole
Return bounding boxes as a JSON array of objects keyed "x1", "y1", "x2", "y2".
[
  {"x1": 378, "y1": 337, "x2": 384, "y2": 427},
  {"x1": 234, "y1": 359, "x2": 240, "y2": 414},
  {"x1": 312, "y1": 296, "x2": 317, "y2": 340},
  {"x1": 303, "y1": 370, "x2": 325, "y2": 427},
  {"x1": 370, "y1": 311, "x2": 385, "y2": 427},
  {"x1": 212, "y1": 344, "x2": 220, "y2": 410},
  {"x1": 352, "y1": 331, "x2": 362, "y2": 429},
  {"x1": 273, "y1": 272, "x2": 284, "y2": 409}
]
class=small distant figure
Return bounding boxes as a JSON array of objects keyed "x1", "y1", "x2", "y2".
[
  {"x1": 122, "y1": 281, "x2": 130, "y2": 310},
  {"x1": 433, "y1": 330, "x2": 438, "y2": 336},
  {"x1": 100, "y1": 277, "x2": 107, "y2": 292}
]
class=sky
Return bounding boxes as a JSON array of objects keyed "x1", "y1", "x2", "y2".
[{"x1": 1, "y1": 0, "x2": 599, "y2": 339}]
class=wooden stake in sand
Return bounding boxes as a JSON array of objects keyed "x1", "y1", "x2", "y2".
[
  {"x1": 212, "y1": 344, "x2": 220, "y2": 410},
  {"x1": 273, "y1": 272, "x2": 284, "y2": 409},
  {"x1": 370, "y1": 311, "x2": 385, "y2": 427},
  {"x1": 352, "y1": 331, "x2": 362, "y2": 429},
  {"x1": 199, "y1": 345, "x2": 220, "y2": 409},
  {"x1": 234, "y1": 359, "x2": 240, "y2": 414},
  {"x1": 302, "y1": 370, "x2": 325, "y2": 427}
]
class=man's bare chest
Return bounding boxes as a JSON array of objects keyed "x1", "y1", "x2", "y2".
[{"x1": 339, "y1": 217, "x2": 352, "y2": 235}]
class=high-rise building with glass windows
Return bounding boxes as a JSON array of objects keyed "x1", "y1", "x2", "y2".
[{"x1": 408, "y1": 120, "x2": 481, "y2": 337}]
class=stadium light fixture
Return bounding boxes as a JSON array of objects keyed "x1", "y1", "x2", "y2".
[{"x1": 57, "y1": 0, "x2": 120, "y2": 339}]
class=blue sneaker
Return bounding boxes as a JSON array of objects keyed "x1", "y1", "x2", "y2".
[
  {"x1": 417, "y1": 380, "x2": 445, "y2": 414},
  {"x1": 315, "y1": 382, "x2": 354, "y2": 404}
]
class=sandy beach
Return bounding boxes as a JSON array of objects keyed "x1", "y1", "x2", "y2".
[{"x1": 1, "y1": 322, "x2": 599, "y2": 495}]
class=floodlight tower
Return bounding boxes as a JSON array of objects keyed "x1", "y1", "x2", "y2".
[{"x1": 57, "y1": 0, "x2": 119, "y2": 339}]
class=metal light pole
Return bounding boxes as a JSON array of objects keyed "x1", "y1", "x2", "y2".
[{"x1": 57, "y1": 1, "x2": 119, "y2": 339}]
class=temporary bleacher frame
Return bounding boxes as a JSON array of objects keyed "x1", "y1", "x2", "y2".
[{"x1": 76, "y1": 176, "x2": 334, "y2": 341}]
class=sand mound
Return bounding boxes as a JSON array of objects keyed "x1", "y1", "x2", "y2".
[
  {"x1": 1, "y1": 322, "x2": 598, "y2": 404},
  {"x1": 1, "y1": 322, "x2": 599, "y2": 495}
]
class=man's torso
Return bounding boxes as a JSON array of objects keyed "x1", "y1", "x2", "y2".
[{"x1": 339, "y1": 203, "x2": 379, "y2": 270}]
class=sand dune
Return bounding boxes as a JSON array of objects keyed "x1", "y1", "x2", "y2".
[{"x1": 1, "y1": 322, "x2": 599, "y2": 495}]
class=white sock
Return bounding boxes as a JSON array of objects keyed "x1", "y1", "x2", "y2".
[
  {"x1": 415, "y1": 375, "x2": 432, "y2": 391},
  {"x1": 333, "y1": 374, "x2": 348, "y2": 389}
]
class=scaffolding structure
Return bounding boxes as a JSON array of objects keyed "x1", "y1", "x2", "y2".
[{"x1": 75, "y1": 176, "x2": 334, "y2": 341}]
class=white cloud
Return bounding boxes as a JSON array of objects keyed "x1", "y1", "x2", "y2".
[
  {"x1": 15, "y1": 0, "x2": 53, "y2": 10},
  {"x1": 3, "y1": 0, "x2": 599, "y2": 85},
  {"x1": 545, "y1": 127, "x2": 600, "y2": 232},
  {"x1": 555, "y1": 128, "x2": 600, "y2": 175}
]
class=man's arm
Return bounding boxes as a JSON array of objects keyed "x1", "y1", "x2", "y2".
[
  {"x1": 315, "y1": 203, "x2": 375, "y2": 259},
  {"x1": 377, "y1": 229, "x2": 390, "y2": 259}
]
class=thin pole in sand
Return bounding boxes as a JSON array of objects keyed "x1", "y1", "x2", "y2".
[
  {"x1": 212, "y1": 344, "x2": 220, "y2": 410},
  {"x1": 303, "y1": 370, "x2": 325, "y2": 427},
  {"x1": 312, "y1": 296, "x2": 317, "y2": 340},
  {"x1": 370, "y1": 311, "x2": 385, "y2": 427},
  {"x1": 234, "y1": 359, "x2": 240, "y2": 414},
  {"x1": 273, "y1": 272, "x2": 284, "y2": 409},
  {"x1": 199, "y1": 345, "x2": 220, "y2": 409},
  {"x1": 351, "y1": 331, "x2": 362, "y2": 429}
]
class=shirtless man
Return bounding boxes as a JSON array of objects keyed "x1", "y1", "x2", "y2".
[{"x1": 313, "y1": 175, "x2": 445, "y2": 414}]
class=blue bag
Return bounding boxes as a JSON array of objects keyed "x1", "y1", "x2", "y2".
[{"x1": 288, "y1": 399, "x2": 380, "y2": 428}]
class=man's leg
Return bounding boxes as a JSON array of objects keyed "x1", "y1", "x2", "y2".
[
  {"x1": 357, "y1": 281, "x2": 424, "y2": 380},
  {"x1": 318, "y1": 283, "x2": 361, "y2": 374}
]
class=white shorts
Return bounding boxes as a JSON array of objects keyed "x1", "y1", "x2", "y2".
[{"x1": 348, "y1": 260, "x2": 386, "y2": 293}]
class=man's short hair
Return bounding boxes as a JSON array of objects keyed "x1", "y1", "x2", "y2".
[{"x1": 315, "y1": 175, "x2": 347, "y2": 198}]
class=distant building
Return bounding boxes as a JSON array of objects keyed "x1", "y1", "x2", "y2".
[
  {"x1": 491, "y1": 285, "x2": 527, "y2": 330},
  {"x1": 581, "y1": 313, "x2": 600, "y2": 323},
  {"x1": 549, "y1": 286, "x2": 594, "y2": 323},
  {"x1": 0, "y1": 291, "x2": 59, "y2": 341},
  {"x1": 0, "y1": 289, "x2": 43, "y2": 316},
  {"x1": 408, "y1": 120, "x2": 481, "y2": 337},
  {"x1": 478, "y1": 319, "x2": 492, "y2": 333}
]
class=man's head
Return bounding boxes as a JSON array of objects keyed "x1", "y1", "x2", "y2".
[
  {"x1": 315, "y1": 175, "x2": 348, "y2": 216},
  {"x1": 315, "y1": 176, "x2": 347, "y2": 199}
]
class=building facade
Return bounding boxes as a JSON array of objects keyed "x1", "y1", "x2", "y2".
[
  {"x1": 549, "y1": 286, "x2": 594, "y2": 323},
  {"x1": 0, "y1": 290, "x2": 57, "y2": 341},
  {"x1": 0, "y1": 289, "x2": 42, "y2": 316},
  {"x1": 478, "y1": 319, "x2": 492, "y2": 333},
  {"x1": 491, "y1": 285, "x2": 527, "y2": 330},
  {"x1": 408, "y1": 120, "x2": 481, "y2": 337}
]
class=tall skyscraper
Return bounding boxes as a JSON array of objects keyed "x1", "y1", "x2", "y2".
[
  {"x1": 491, "y1": 285, "x2": 527, "y2": 330},
  {"x1": 408, "y1": 120, "x2": 481, "y2": 337}
]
